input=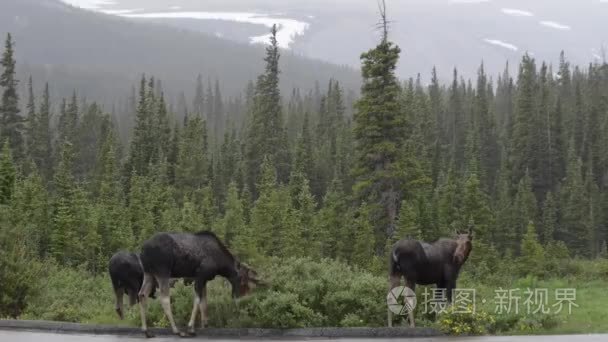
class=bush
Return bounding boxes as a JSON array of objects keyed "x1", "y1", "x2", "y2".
[
  {"x1": 117, "y1": 257, "x2": 389, "y2": 329},
  {"x1": 438, "y1": 305, "x2": 495, "y2": 335},
  {"x1": 20, "y1": 262, "x2": 118, "y2": 324}
]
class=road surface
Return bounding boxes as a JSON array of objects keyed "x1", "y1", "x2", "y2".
[{"x1": 1, "y1": 330, "x2": 608, "y2": 341}]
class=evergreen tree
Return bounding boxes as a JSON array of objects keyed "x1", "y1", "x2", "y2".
[
  {"x1": 351, "y1": 203, "x2": 376, "y2": 269},
  {"x1": 0, "y1": 34, "x2": 23, "y2": 163},
  {"x1": 316, "y1": 176, "x2": 347, "y2": 258},
  {"x1": 128, "y1": 76, "x2": 154, "y2": 176},
  {"x1": 352, "y1": 7, "x2": 407, "y2": 245},
  {"x1": 511, "y1": 55, "x2": 537, "y2": 184},
  {"x1": 560, "y1": 143, "x2": 592, "y2": 257},
  {"x1": 0, "y1": 141, "x2": 16, "y2": 205},
  {"x1": 246, "y1": 25, "x2": 289, "y2": 196},
  {"x1": 518, "y1": 221, "x2": 545, "y2": 276},
  {"x1": 10, "y1": 169, "x2": 50, "y2": 258},
  {"x1": 175, "y1": 116, "x2": 209, "y2": 196},
  {"x1": 218, "y1": 182, "x2": 245, "y2": 247},
  {"x1": 541, "y1": 191, "x2": 558, "y2": 244},
  {"x1": 51, "y1": 141, "x2": 78, "y2": 264},
  {"x1": 25, "y1": 76, "x2": 36, "y2": 161},
  {"x1": 193, "y1": 74, "x2": 205, "y2": 118},
  {"x1": 33, "y1": 83, "x2": 53, "y2": 182}
]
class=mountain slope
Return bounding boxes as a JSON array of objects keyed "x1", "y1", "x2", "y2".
[
  {"x1": 0, "y1": 0, "x2": 360, "y2": 106},
  {"x1": 82, "y1": 0, "x2": 608, "y2": 81}
]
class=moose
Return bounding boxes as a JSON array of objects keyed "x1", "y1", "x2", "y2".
[
  {"x1": 109, "y1": 251, "x2": 157, "y2": 320},
  {"x1": 388, "y1": 227, "x2": 473, "y2": 327},
  {"x1": 137, "y1": 231, "x2": 262, "y2": 338}
]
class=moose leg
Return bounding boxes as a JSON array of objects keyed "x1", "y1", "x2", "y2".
[
  {"x1": 138, "y1": 273, "x2": 155, "y2": 338},
  {"x1": 186, "y1": 285, "x2": 201, "y2": 335},
  {"x1": 446, "y1": 279, "x2": 456, "y2": 305},
  {"x1": 156, "y1": 276, "x2": 182, "y2": 336},
  {"x1": 115, "y1": 287, "x2": 125, "y2": 320},
  {"x1": 198, "y1": 284, "x2": 208, "y2": 329},
  {"x1": 405, "y1": 281, "x2": 416, "y2": 328},
  {"x1": 387, "y1": 273, "x2": 401, "y2": 328}
]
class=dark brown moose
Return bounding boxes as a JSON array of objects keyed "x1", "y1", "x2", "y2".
[
  {"x1": 388, "y1": 228, "x2": 473, "y2": 327},
  {"x1": 137, "y1": 231, "x2": 262, "y2": 338}
]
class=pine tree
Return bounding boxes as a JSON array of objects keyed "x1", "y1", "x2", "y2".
[
  {"x1": 475, "y1": 64, "x2": 499, "y2": 193},
  {"x1": 249, "y1": 156, "x2": 290, "y2": 256},
  {"x1": 128, "y1": 76, "x2": 154, "y2": 176},
  {"x1": 395, "y1": 200, "x2": 421, "y2": 241},
  {"x1": 0, "y1": 34, "x2": 23, "y2": 163},
  {"x1": 129, "y1": 172, "x2": 156, "y2": 244},
  {"x1": 461, "y1": 172, "x2": 493, "y2": 240},
  {"x1": 560, "y1": 142, "x2": 592, "y2": 257},
  {"x1": 513, "y1": 171, "x2": 537, "y2": 254},
  {"x1": 352, "y1": 5, "x2": 406, "y2": 244},
  {"x1": 218, "y1": 182, "x2": 245, "y2": 247},
  {"x1": 246, "y1": 25, "x2": 288, "y2": 196},
  {"x1": 541, "y1": 191, "x2": 558, "y2": 244},
  {"x1": 213, "y1": 79, "x2": 224, "y2": 140},
  {"x1": 175, "y1": 116, "x2": 209, "y2": 196},
  {"x1": 0, "y1": 203, "x2": 41, "y2": 318},
  {"x1": 519, "y1": 221, "x2": 545, "y2": 276},
  {"x1": 51, "y1": 141, "x2": 78, "y2": 264},
  {"x1": 352, "y1": 203, "x2": 376, "y2": 269},
  {"x1": 448, "y1": 68, "x2": 466, "y2": 171},
  {"x1": 316, "y1": 176, "x2": 347, "y2": 258},
  {"x1": 511, "y1": 55, "x2": 537, "y2": 184},
  {"x1": 0, "y1": 141, "x2": 16, "y2": 205},
  {"x1": 33, "y1": 83, "x2": 53, "y2": 182},
  {"x1": 10, "y1": 169, "x2": 50, "y2": 258},
  {"x1": 155, "y1": 93, "x2": 172, "y2": 159},
  {"x1": 96, "y1": 131, "x2": 133, "y2": 259},
  {"x1": 25, "y1": 76, "x2": 36, "y2": 162},
  {"x1": 436, "y1": 169, "x2": 462, "y2": 240}
]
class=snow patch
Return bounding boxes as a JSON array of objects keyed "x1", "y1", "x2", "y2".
[
  {"x1": 119, "y1": 11, "x2": 310, "y2": 49},
  {"x1": 483, "y1": 39, "x2": 518, "y2": 51},
  {"x1": 540, "y1": 21, "x2": 571, "y2": 30},
  {"x1": 170, "y1": 6, "x2": 182, "y2": 10},
  {"x1": 501, "y1": 8, "x2": 534, "y2": 17},
  {"x1": 101, "y1": 8, "x2": 143, "y2": 15},
  {"x1": 61, "y1": 0, "x2": 117, "y2": 10}
]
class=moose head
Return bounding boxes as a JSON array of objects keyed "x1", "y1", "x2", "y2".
[{"x1": 453, "y1": 225, "x2": 474, "y2": 265}]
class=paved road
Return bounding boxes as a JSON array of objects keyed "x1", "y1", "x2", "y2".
[{"x1": 2, "y1": 331, "x2": 608, "y2": 342}]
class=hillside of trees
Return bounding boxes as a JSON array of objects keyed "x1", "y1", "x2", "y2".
[{"x1": 1, "y1": 8, "x2": 608, "y2": 320}]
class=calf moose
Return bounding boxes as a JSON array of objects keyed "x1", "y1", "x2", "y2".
[{"x1": 109, "y1": 251, "x2": 156, "y2": 320}]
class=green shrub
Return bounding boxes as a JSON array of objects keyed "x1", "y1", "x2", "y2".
[
  {"x1": 20, "y1": 261, "x2": 118, "y2": 324},
  {"x1": 117, "y1": 257, "x2": 388, "y2": 329},
  {"x1": 438, "y1": 305, "x2": 495, "y2": 335}
]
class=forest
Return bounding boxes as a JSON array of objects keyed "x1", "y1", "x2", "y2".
[{"x1": 1, "y1": 11, "x2": 608, "y2": 334}]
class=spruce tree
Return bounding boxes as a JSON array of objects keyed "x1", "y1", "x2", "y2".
[
  {"x1": 511, "y1": 55, "x2": 537, "y2": 184},
  {"x1": 34, "y1": 83, "x2": 53, "y2": 182},
  {"x1": 519, "y1": 221, "x2": 545, "y2": 276},
  {"x1": 0, "y1": 141, "x2": 16, "y2": 205},
  {"x1": 25, "y1": 76, "x2": 36, "y2": 161},
  {"x1": 246, "y1": 25, "x2": 288, "y2": 196},
  {"x1": 0, "y1": 34, "x2": 23, "y2": 163},
  {"x1": 352, "y1": 4, "x2": 406, "y2": 244}
]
